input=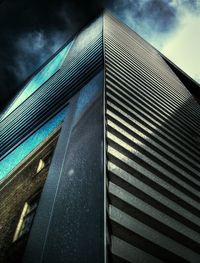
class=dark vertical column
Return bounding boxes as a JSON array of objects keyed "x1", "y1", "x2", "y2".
[{"x1": 23, "y1": 71, "x2": 105, "y2": 263}]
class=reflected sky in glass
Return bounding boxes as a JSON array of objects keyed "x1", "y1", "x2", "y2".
[
  {"x1": 2, "y1": 41, "x2": 72, "y2": 120},
  {"x1": 0, "y1": 107, "x2": 68, "y2": 180}
]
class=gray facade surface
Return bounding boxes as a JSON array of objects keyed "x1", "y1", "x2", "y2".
[{"x1": 105, "y1": 13, "x2": 200, "y2": 263}]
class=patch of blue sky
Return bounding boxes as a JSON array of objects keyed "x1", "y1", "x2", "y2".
[
  {"x1": 0, "y1": 106, "x2": 68, "y2": 180},
  {"x1": 2, "y1": 41, "x2": 73, "y2": 120}
]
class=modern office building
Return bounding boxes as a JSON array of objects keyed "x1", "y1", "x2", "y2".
[{"x1": 1, "y1": 11, "x2": 200, "y2": 263}]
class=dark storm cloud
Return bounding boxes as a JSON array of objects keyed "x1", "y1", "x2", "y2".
[
  {"x1": 111, "y1": 0, "x2": 178, "y2": 38},
  {"x1": 143, "y1": 0, "x2": 177, "y2": 31},
  {"x1": 184, "y1": 0, "x2": 200, "y2": 13}
]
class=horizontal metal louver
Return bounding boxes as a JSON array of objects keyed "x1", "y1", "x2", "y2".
[
  {"x1": 104, "y1": 12, "x2": 200, "y2": 263},
  {"x1": 0, "y1": 18, "x2": 103, "y2": 160}
]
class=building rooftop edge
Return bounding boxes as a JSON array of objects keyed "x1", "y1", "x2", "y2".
[{"x1": 1, "y1": 9, "x2": 199, "y2": 115}]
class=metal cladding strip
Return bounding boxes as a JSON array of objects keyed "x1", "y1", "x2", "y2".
[
  {"x1": 107, "y1": 163, "x2": 200, "y2": 232},
  {"x1": 106, "y1": 88, "x2": 200, "y2": 164},
  {"x1": 105, "y1": 17, "x2": 189, "y2": 94},
  {"x1": 105, "y1": 58, "x2": 200, "y2": 126},
  {"x1": 104, "y1": 37, "x2": 200, "y2": 120},
  {"x1": 106, "y1": 112, "x2": 200, "y2": 183},
  {"x1": 1, "y1": 42, "x2": 102, "y2": 142},
  {"x1": 104, "y1": 50, "x2": 195, "y2": 118},
  {"x1": 106, "y1": 121, "x2": 200, "y2": 194},
  {"x1": 1, "y1": 35, "x2": 102, "y2": 131},
  {"x1": 106, "y1": 104, "x2": 200, "y2": 173},
  {"x1": 104, "y1": 34, "x2": 199, "y2": 115},
  {"x1": 104, "y1": 12, "x2": 200, "y2": 263},
  {"x1": 110, "y1": 236, "x2": 164, "y2": 263},
  {"x1": 106, "y1": 78, "x2": 198, "y2": 149},
  {"x1": 104, "y1": 36, "x2": 200, "y2": 157},
  {"x1": 0, "y1": 35, "x2": 103, "y2": 159},
  {"x1": 1, "y1": 49, "x2": 101, "y2": 143},
  {"x1": 109, "y1": 202, "x2": 200, "y2": 260},
  {"x1": 104, "y1": 21, "x2": 191, "y2": 97},
  {"x1": 106, "y1": 89, "x2": 200, "y2": 161},
  {"x1": 107, "y1": 143, "x2": 200, "y2": 210},
  {"x1": 1, "y1": 36, "x2": 102, "y2": 129},
  {"x1": 106, "y1": 98, "x2": 200, "y2": 168},
  {"x1": 104, "y1": 21, "x2": 186, "y2": 93}
]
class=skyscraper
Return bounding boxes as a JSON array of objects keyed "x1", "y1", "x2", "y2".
[{"x1": 1, "y1": 11, "x2": 200, "y2": 263}]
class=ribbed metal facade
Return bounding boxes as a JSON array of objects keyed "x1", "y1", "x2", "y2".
[
  {"x1": 0, "y1": 16, "x2": 103, "y2": 160},
  {"x1": 104, "y1": 13, "x2": 200, "y2": 263}
]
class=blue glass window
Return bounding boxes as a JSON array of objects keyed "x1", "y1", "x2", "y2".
[
  {"x1": 2, "y1": 41, "x2": 73, "y2": 120},
  {"x1": 0, "y1": 107, "x2": 68, "y2": 180}
]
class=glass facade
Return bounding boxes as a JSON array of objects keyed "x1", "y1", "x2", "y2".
[
  {"x1": 0, "y1": 107, "x2": 68, "y2": 180},
  {"x1": 1, "y1": 41, "x2": 73, "y2": 120}
]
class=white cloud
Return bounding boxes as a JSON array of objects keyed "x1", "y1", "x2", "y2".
[
  {"x1": 112, "y1": 0, "x2": 200, "y2": 84},
  {"x1": 162, "y1": 10, "x2": 200, "y2": 83}
]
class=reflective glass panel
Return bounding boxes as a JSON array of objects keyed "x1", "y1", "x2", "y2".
[
  {"x1": 0, "y1": 107, "x2": 68, "y2": 180},
  {"x1": 2, "y1": 41, "x2": 72, "y2": 120}
]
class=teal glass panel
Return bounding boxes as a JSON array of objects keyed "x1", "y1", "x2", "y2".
[
  {"x1": 0, "y1": 107, "x2": 68, "y2": 180},
  {"x1": 2, "y1": 41, "x2": 73, "y2": 120}
]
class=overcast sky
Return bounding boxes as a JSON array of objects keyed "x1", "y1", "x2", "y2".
[
  {"x1": 0, "y1": 0, "x2": 199, "y2": 111},
  {"x1": 115, "y1": 0, "x2": 200, "y2": 83}
]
